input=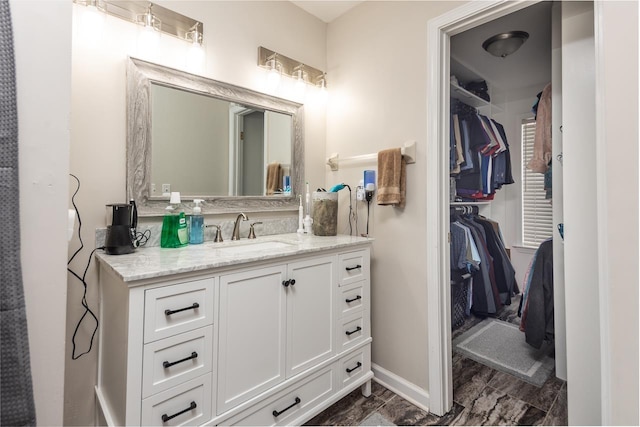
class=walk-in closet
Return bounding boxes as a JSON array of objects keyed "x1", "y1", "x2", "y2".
[{"x1": 445, "y1": 2, "x2": 568, "y2": 421}]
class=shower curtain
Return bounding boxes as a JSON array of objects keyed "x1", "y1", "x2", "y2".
[{"x1": 0, "y1": 1, "x2": 37, "y2": 425}]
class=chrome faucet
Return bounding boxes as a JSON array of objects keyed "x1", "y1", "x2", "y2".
[{"x1": 231, "y1": 213, "x2": 248, "y2": 240}]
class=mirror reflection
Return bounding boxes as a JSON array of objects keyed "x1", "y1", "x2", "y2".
[
  {"x1": 126, "y1": 57, "x2": 303, "y2": 216},
  {"x1": 150, "y1": 83, "x2": 292, "y2": 197}
]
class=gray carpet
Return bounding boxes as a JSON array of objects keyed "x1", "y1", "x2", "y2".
[
  {"x1": 452, "y1": 318, "x2": 554, "y2": 387},
  {"x1": 360, "y1": 412, "x2": 396, "y2": 426}
]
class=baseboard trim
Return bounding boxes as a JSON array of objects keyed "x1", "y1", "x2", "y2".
[{"x1": 372, "y1": 363, "x2": 430, "y2": 413}]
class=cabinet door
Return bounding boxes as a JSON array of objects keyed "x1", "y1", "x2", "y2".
[
  {"x1": 286, "y1": 255, "x2": 336, "y2": 377},
  {"x1": 217, "y1": 265, "x2": 287, "y2": 413}
]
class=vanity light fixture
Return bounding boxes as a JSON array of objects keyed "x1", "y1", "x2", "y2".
[
  {"x1": 266, "y1": 53, "x2": 283, "y2": 87},
  {"x1": 72, "y1": 0, "x2": 204, "y2": 46},
  {"x1": 185, "y1": 22, "x2": 203, "y2": 46},
  {"x1": 74, "y1": 0, "x2": 107, "y2": 12},
  {"x1": 482, "y1": 31, "x2": 529, "y2": 58},
  {"x1": 137, "y1": 3, "x2": 161, "y2": 32},
  {"x1": 258, "y1": 46, "x2": 326, "y2": 89},
  {"x1": 316, "y1": 73, "x2": 328, "y2": 90},
  {"x1": 292, "y1": 64, "x2": 307, "y2": 95}
]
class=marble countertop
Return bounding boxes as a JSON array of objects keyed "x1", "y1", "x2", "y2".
[{"x1": 96, "y1": 233, "x2": 372, "y2": 283}]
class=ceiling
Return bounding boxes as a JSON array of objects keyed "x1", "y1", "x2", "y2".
[
  {"x1": 290, "y1": 1, "x2": 364, "y2": 23},
  {"x1": 289, "y1": 1, "x2": 552, "y2": 93},
  {"x1": 450, "y1": 1, "x2": 552, "y2": 92}
]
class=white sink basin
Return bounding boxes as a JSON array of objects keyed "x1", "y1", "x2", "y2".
[{"x1": 214, "y1": 240, "x2": 294, "y2": 255}]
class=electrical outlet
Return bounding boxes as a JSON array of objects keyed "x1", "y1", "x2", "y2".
[
  {"x1": 162, "y1": 184, "x2": 171, "y2": 194},
  {"x1": 151, "y1": 183, "x2": 156, "y2": 194},
  {"x1": 356, "y1": 186, "x2": 365, "y2": 201}
]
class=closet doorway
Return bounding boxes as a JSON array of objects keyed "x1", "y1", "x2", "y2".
[
  {"x1": 447, "y1": 2, "x2": 565, "y2": 423},
  {"x1": 426, "y1": 1, "x2": 599, "y2": 423}
]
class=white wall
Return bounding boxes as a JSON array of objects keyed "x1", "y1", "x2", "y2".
[
  {"x1": 562, "y1": 2, "x2": 602, "y2": 424},
  {"x1": 326, "y1": 1, "x2": 464, "y2": 395},
  {"x1": 11, "y1": 0, "x2": 71, "y2": 425},
  {"x1": 596, "y1": 1, "x2": 639, "y2": 424},
  {"x1": 68, "y1": 2, "x2": 326, "y2": 424}
]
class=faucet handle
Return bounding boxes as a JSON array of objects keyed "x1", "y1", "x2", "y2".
[
  {"x1": 248, "y1": 222, "x2": 263, "y2": 239},
  {"x1": 206, "y1": 224, "x2": 224, "y2": 242}
]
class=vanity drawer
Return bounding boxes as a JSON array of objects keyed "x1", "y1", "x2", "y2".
[
  {"x1": 224, "y1": 366, "x2": 334, "y2": 426},
  {"x1": 144, "y1": 278, "x2": 214, "y2": 343},
  {"x1": 142, "y1": 326, "x2": 213, "y2": 398},
  {"x1": 338, "y1": 250, "x2": 369, "y2": 287},
  {"x1": 141, "y1": 374, "x2": 212, "y2": 426},
  {"x1": 339, "y1": 312, "x2": 368, "y2": 353},
  {"x1": 340, "y1": 344, "x2": 371, "y2": 389},
  {"x1": 340, "y1": 282, "x2": 366, "y2": 318}
]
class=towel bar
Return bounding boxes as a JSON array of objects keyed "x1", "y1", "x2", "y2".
[{"x1": 326, "y1": 140, "x2": 416, "y2": 171}]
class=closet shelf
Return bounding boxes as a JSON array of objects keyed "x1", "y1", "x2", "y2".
[
  {"x1": 450, "y1": 201, "x2": 491, "y2": 206},
  {"x1": 450, "y1": 82, "x2": 502, "y2": 112}
]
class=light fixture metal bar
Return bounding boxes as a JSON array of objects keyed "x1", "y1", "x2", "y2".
[
  {"x1": 81, "y1": 0, "x2": 203, "y2": 42},
  {"x1": 258, "y1": 46, "x2": 325, "y2": 86}
]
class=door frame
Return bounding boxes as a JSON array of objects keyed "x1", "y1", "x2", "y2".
[{"x1": 425, "y1": 0, "x2": 545, "y2": 416}]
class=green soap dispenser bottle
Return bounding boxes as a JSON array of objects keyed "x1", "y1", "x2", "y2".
[{"x1": 161, "y1": 192, "x2": 189, "y2": 248}]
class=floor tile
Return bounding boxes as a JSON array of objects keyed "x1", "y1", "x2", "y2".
[
  {"x1": 370, "y1": 382, "x2": 396, "y2": 403},
  {"x1": 452, "y1": 354, "x2": 497, "y2": 407},
  {"x1": 303, "y1": 387, "x2": 385, "y2": 426},
  {"x1": 417, "y1": 402, "x2": 466, "y2": 426},
  {"x1": 517, "y1": 405, "x2": 548, "y2": 426},
  {"x1": 450, "y1": 386, "x2": 543, "y2": 426},
  {"x1": 376, "y1": 395, "x2": 431, "y2": 426},
  {"x1": 488, "y1": 370, "x2": 563, "y2": 411},
  {"x1": 542, "y1": 382, "x2": 568, "y2": 426}
]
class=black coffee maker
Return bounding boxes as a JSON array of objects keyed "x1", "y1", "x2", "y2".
[{"x1": 105, "y1": 200, "x2": 138, "y2": 255}]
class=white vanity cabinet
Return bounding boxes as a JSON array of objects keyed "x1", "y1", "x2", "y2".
[
  {"x1": 217, "y1": 256, "x2": 335, "y2": 414},
  {"x1": 95, "y1": 236, "x2": 372, "y2": 427}
]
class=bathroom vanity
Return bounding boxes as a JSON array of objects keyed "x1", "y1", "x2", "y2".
[{"x1": 95, "y1": 234, "x2": 372, "y2": 426}]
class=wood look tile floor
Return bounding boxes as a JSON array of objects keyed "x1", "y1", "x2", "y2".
[{"x1": 305, "y1": 303, "x2": 568, "y2": 426}]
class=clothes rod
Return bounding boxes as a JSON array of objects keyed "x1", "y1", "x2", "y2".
[{"x1": 326, "y1": 140, "x2": 416, "y2": 171}]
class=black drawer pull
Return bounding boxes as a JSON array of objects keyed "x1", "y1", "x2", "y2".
[
  {"x1": 345, "y1": 264, "x2": 362, "y2": 271},
  {"x1": 161, "y1": 401, "x2": 196, "y2": 422},
  {"x1": 165, "y1": 303, "x2": 199, "y2": 316},
  {"x1": 272, "y1": 397, "x2": 301, "y2": 417},
  {"x1": 346, "y1": 361, "x2": 362, "y2": 373},
  {"x1": 163, "y1": 352, "x2": 198, "y2": 369},
  {"x1": 345, "y1": 295, "x2": 362, "y2": 303},
  {"x1": 290, "y1": 279, "x2": 296, "y2": 286},
  {"x1": 345, "y1": 326, "x2": 362, "y2": 336}
]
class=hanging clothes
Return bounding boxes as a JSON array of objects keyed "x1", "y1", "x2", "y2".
[
  {"x1": 450, "y1": 209, "x2": 517, "y2": 322},
  {"x1": 519, "y1": 239, "x2": 554, "y2": 349},
  {"x1": 450, "y1": 100, "x2": 515, "y2": 202},
  {"x1": 527, "y1": 83, "x2": 552, "y2": 173}
]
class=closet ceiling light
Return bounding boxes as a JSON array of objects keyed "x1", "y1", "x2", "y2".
[{"x1": 482, "y1": 31, "x2": 529, "y2": 58}]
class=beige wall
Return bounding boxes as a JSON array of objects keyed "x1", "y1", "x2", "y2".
[
  {"x1": 67, "y1": 2, "x2": 326, "y2": 424},
  {"x1": 326, "y1": 1, "x2": 463, "y2": 393},
  {"x1": 18, "y1": 1, "x2": 636, "y2": 425},
  {"x1": 12, "y1": 1, "x2": 71, "y2": 425}
]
